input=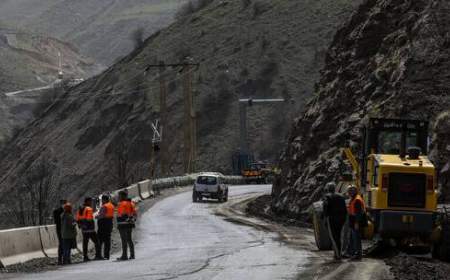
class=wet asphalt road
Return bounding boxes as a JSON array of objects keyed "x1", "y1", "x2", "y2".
[{"x1": 10, "y1": 185, "x2": 310, "y2": 280}]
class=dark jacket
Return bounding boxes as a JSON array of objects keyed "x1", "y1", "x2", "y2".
[
  {"x1": 61, "y1": 213, "x2": 77, "y2": 240},
  {"x1": 323, "y1": 193, "x2": 347, "y2": 223},
  {"x1": 53, "y1": 207, "x2": 64, "y2": 238}
]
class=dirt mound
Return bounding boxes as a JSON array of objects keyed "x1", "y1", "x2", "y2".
[
  {"x1": 272, "y1": 0, "x2": 450, "y2": 216},
  {"x1": 386, "y1": 255, "x2": 450, "y2": 280}
]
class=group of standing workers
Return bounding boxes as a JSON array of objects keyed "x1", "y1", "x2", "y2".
[
  {"x1": 322, "y1": 182, "x2": 367, "y2": 261},
  {"x1": 52, "y1": 191, "x2": 137, "y2": 265}
]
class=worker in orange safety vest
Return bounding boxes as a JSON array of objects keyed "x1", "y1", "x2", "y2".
[
  {"x1": 346, "y1": 185, "x2": 367, "y2": 261},
  {"x1": 76, "y1": 197, "x2": 102, "y2": 261},
  {"x1": 96, "y1": 195, "x2": 115, "y2": 260},
  {"x1": 116, "y1": 191, "x2": 137, "y2": 261}
]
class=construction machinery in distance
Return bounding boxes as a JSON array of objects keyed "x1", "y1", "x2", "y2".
[
  {"x1": 241, "y1": 161, "x2": 277, "y2": 184},
  {"x1": 312, "y1": 118, "x2": 450, "y2": 261},
  {"x1": 232, "y1": 97, "x2": 284, "y2": 184}
]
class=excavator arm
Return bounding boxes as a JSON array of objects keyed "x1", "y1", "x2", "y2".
[{"x1": 342, "y1": 148, "x2": 361, "y2": 190}]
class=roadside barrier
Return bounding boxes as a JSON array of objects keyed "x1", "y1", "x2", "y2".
[
  {"x1": 0, "y1": 226, "x2": 45, "y2": 267},
  {"x1": 0, "y1": 174, "x2": 244, "y2": 267},
  {"x1": 39, "y1": 225, "x2": 59, "y2": 258},
  {"x1": 137, "y1": 180, "x2": 153, "y2": 200}
]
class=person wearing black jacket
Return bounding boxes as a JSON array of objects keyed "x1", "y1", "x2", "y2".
[
  {"x1": 53, "y1": 199, "x2": 67, "y2": 265},
  {"x1": 323, "y1": 182, "x2": 347, "y2": 260}
]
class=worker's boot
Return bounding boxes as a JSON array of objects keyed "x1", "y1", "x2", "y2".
[{"x1": 116, "y1": 256, "x2": 128, "y2": 261}]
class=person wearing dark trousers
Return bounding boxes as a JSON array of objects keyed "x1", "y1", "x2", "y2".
[
  {"x1": 76, "y1": 197, "x2": 102, "y2": 262},
  {"x1": 323, "y1": 182, "x2": 347, "y2": 260},
  {"x1": 53, "y1": 199, "x2": 67, "y2": 265},
  {"x1": 96, "y1": 195, "x2": 114, "y2": 260},
  {"x1": 347, "y1": 185, "x2": 366, "y2": 261},
  {"x1": 61, "y1": 203, "x2": 77, "y2": 265},
  {"x1": 117, "y1": 191, "x2": 137, "y2": 261}
]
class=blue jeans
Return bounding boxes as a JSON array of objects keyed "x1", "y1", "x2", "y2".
[
  {"x1": 62, "y1": 239, "x2": 73, "y2": 264},
  {"x1": 348, "y1": 228, "x2": 362, "y2": 257}
]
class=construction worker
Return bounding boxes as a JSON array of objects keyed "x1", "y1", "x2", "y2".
[
  {"x1": 76, "y1": 197, "x2": 102, "y2": 261},
  {"x1": 323, "y1": 182, "x2": 347, "y2": 260},
  {"x1": 61, "y1": 203, "x2": 77, "y2": 265},
  {"x1": 346, "y1": 185, "x2": 366, "y2": 260},
  {"x1": 96, "y1": 195, "x2": 114, "y2": 260},
  {"x1": 117, "y1": 191, "x2": 137, "y2": 261},
  {"x1": 53, "y1": 199, "x2": 67, "y2": 265}
]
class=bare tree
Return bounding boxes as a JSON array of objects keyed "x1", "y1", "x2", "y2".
[
  {"x1": 2, "y1": 155, "x2": 62, "y2": 227},
  {"x1": 108, "y1": 139, "x2": 151, "y2": 189}
]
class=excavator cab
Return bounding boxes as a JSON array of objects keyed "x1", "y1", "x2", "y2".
[
  {"x1": 356, "y1": 119, "x2": 438, "y2": 240},
  {"x1": 313, "y1": 118, "x2": 447, "y2": 257}
]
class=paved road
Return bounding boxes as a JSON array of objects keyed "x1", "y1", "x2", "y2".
[{"x1": 11, "y1": 185, "x2": 310, "y2": 280}]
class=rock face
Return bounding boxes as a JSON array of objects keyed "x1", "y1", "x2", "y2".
[
  {"x1": 0, "y1": 0, "x2": 361, "y2": 204},
  {"x1": 272, "y1": 0, "x2": 450, "y2": 217}
]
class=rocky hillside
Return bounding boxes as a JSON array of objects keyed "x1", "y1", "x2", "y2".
[
  {"x1": 272, "y1": 0, "x2": 450, "y2": 217},
  {"x1": 0, "y1": 0, "x2": 188, "y2": 66},
  {"x1": 0, "y1": 0, "x2": 361, "y2": 202}
]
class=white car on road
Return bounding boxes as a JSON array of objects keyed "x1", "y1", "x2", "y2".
[{"x1": 192, "y1": 173, "x2": 229, "y2": 203}]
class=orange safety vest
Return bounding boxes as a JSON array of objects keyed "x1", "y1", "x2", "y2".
[
  {"x1": 117, "y1": 201, "x2": 136, "y2": 217},
  {"x1": 117, "y1": 200, "x2": 136, "y2": 225},
  {"x1": 348, "y1": 195, "x2": 365, "y2": 216},
  {"x1": 76, "y1": 206, "x2": 94, "y2": 221},
  {"x1": 76, "y1": 206, "x2": 95, "y2": 232},
  {"x1": 102, "y1": 202, "x2": 115, "y2": 219}
]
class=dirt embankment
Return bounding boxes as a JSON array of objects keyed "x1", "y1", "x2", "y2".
[{"x1": 272, "y1": 0, "x2": 450, "y2": 217}]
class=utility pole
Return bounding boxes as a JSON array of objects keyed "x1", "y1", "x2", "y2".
[
  {"x1": 182, "y1": 62, "x2": 197, "y2": 174},
  {"x1": 158, "y1": 61, "x2": 168, "y2": 176},
  {"x1": 144, "y1": 61, "x2": 199, "y2": 175},
  {"x1": 238, "y1": 98, "x2": 285, "y2": 154}
]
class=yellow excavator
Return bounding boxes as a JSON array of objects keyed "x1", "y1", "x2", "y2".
[{"x1": 312, "y1": 118, "x2": 449, "y2": 260}]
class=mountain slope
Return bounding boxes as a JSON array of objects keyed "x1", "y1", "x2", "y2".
[
  {"x1": 272, "y1": 0, "x2": 450, "y2": 217},
  {"x1": 0, "y1": 0, "x2": 188, "y2": 66},
  {"x1": 0, "y1": 0, "x2": 361, "y2": 203},
  {"x1": 0, "y1": 27, "x2": 97, "y2": 144},
  {"x1": 0, "y1": 28, "x2": 95, "y2": 93}
]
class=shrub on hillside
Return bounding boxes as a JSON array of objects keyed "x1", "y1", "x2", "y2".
[
  {"x1": 252, "y1": 1, "x2": 272, "y2": 18},
  {"x1": 241, "y1": 0, "x2": 252, "y2": 9},
  {"x1": 176, "y1": 0, "x2": 214, "y2": 19},
  {"x1": 130, "y1": 27, "x2": 145, "y2": 49}
]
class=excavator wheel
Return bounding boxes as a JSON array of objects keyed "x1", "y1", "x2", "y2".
[{"x1": 312, "y1": 205, "x2": 332, "y2": 251}]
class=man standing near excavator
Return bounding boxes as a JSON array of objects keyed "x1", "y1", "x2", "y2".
[
  {"x1": 323, "y1": 182, "x2": 347, "y2": 260},
  {"x1": 346, "y1": 185, "x2": 367, "y2": 260}
]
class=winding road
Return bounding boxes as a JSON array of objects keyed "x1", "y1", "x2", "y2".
[{"x1": 10, "y1": 185, "x2": 311, "y2": 280}]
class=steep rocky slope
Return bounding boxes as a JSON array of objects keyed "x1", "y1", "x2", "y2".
[
  {"x1": 272, "y1": 0, "x2": 450, "y2": 217},
  {"x1": 0, "y1": 0, "x2": 361, "y2": 202},
  {"x1": 0, "y1": 0, "x2": 188, "y2": 66}
]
